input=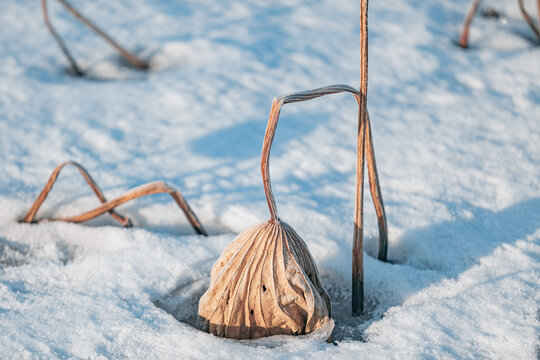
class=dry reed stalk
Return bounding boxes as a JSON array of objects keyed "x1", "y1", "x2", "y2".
[
  {"x1": 517, "y1": 0, "x2": 540, "y2": 39},
  {"x1": 198, "y1": 83, "x2": 388, "y2": 338},
  {"x1": 21, "y1": 162, "x2": 207, "y2": 236},
  {"x1": 42, "y1": 0, "x2": 149, "y2": 74}
]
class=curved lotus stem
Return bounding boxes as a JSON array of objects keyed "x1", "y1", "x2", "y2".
[
  {"x1": 261, "y1": 85, "x2": 360, "y2": 222},
  {"x1": 42, "y1": 0, "x2": 149, "y2": 73},
  {"x1": 261, "y1": 83, "x2": 389, "y2": 314},
  {"x1": 365, "y1": 113, "x2": 388, "y2": 262},
  {"x1": 21, "y1": 162, "x2": 207, "y2": 236},
  {"x1": 460, "y1": 0, "x2": 483, "y2": 48},
  {"x1": 517, "y1": 0, "x2": 540, "y2": 40},
  {"x1": 22, "y1": 161, "x2": 131, "y2": 226}
]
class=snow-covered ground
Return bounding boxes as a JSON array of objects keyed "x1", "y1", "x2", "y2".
[{"x1": 1, "y1": 0, "x2": 539, "y2": 358}]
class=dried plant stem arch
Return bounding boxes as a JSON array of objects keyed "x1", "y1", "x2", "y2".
[
  {"x1": 22, "y1": 161, "x2": 131, "y2": 226},
  {"x1": 265, "y1": 85, "x2": 388, "y2": 315},
  {"x1": 41, "y1": 0, "x2": 149, "y2": 76},
  {"x1": 21, "y1": 161, "x2": 207, "y2": 236},
  {"x1": 459, "y1": 0, "x2": 540, "y2": 48}
]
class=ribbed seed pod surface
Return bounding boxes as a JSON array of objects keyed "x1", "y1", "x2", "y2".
[{"x1": 198, "y1": 219, "x2": 331, "y2": 339}]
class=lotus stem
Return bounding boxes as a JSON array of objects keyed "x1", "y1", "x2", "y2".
[
  {"x1": 22, "y1": 161, "x2": 131, "y2": 226},
  {"x1": 517, "y1": 0, "x2": 540, "y2": 40},
  {"x1": 365, "y1": 113, "x2": 388, "y2": 262},
  {"x1": 537, "y1": 0, "x2": 540, "y2": 32},
  {"x1": 261, "y1": 85, "x2": 360, "y2": 222},
  {"x1": 42, "y1": 0, "x2": 149, "y2": 73},
  {"x1": 261, "y1": 82, "x2": 389, "y2": 315},
  {"x1": 460, "y1": 0, "x2": 539, "y2": 48},
  {"x1": 41, "y1": 0, "x2": 83, "y2": 76},
  {"x1": 460, "y1": 0, "x2": 483, "y2": 48},
  {"x1": 56, "y1": 0, "x2": 149, "y2": 69},
  {"x1": 21, "y1": 163, "x2": 207, "y2": 236},
  {"x1": 352, "y1": 0, "x2": 369, "y2": 315},
  {"x1": 352, "y1": 108, "x2": 366, "y2": 315}
]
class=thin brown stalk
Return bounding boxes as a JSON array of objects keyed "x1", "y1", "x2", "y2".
[
  {"x1": 56, "y1": 0, "x2": 148, "y2": 69},
  {"x1": 365, "y1": 113, "x2": 388, "y2": 262},
  {"x1": 517, "y1": 0, "x2": 540, "y2": 39},
  {"x1": 22, "y1": 163, "x2": 207, "y2": 236},
  {"x1": 460, "y1": 0, "x2": 483, "y2": 48},
  {"x1": 42, "y1": 0, "x2": 149, "y2": 72},
  {"x1": 352, "y1": 107, "x2": 367, "y2": 315},
  {"x1": 41, "y1": 0, "x2": 83, "y2": 76},
  {"x1": 352, "y1": 0, "x2": 370, "y2": 315},
  {"x1": 22, "y1": 161, "x2": 131, "y2": 226}
]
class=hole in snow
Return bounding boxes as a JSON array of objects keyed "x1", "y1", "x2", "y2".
[
  {"x1": 154, "y1": 269, "x2": 383, "y2": 342},
  {"x1": 153, "y1": 274, "x2": 210, "y2": 331},
  {"x1": 320, "y1": 270, "x2": 381, "y2": 342}
]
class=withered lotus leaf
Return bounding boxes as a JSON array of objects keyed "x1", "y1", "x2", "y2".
[{"x1": 198, "y1": 219, "x2": 331, "y2": 339}]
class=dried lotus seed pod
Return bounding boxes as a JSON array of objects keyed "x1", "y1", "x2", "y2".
[
  {"x1": 198, "y1": 219, "x2": 331, "y2": 339},
  {"x1": 198, "y1": 86, "x2": 362, "y2": 340}
]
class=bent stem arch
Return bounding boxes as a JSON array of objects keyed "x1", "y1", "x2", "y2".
[
  {"x1": 460, "y1": 0, "x2": 540, "y2": 48},
  {"x1": 22, "y1": 161, "x2": 131, "y2": 226},
  {"x1": 261, "y1": 84, "x2": 388, "y2": 315},
  {"x1": 21, "y1": 162, "x2": 207, "y2": 236},
  {"x1": 42, "y1": 0, "x2": 149, "y2": 75}
]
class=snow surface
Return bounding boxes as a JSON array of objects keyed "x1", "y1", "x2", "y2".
[{"x1": 1, "y1": 0, "x2": 539, "y2": 358}]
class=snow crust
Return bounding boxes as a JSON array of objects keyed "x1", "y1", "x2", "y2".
[{"x1": 0, "y1": 0, "x2": 539, "y2": 358}]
